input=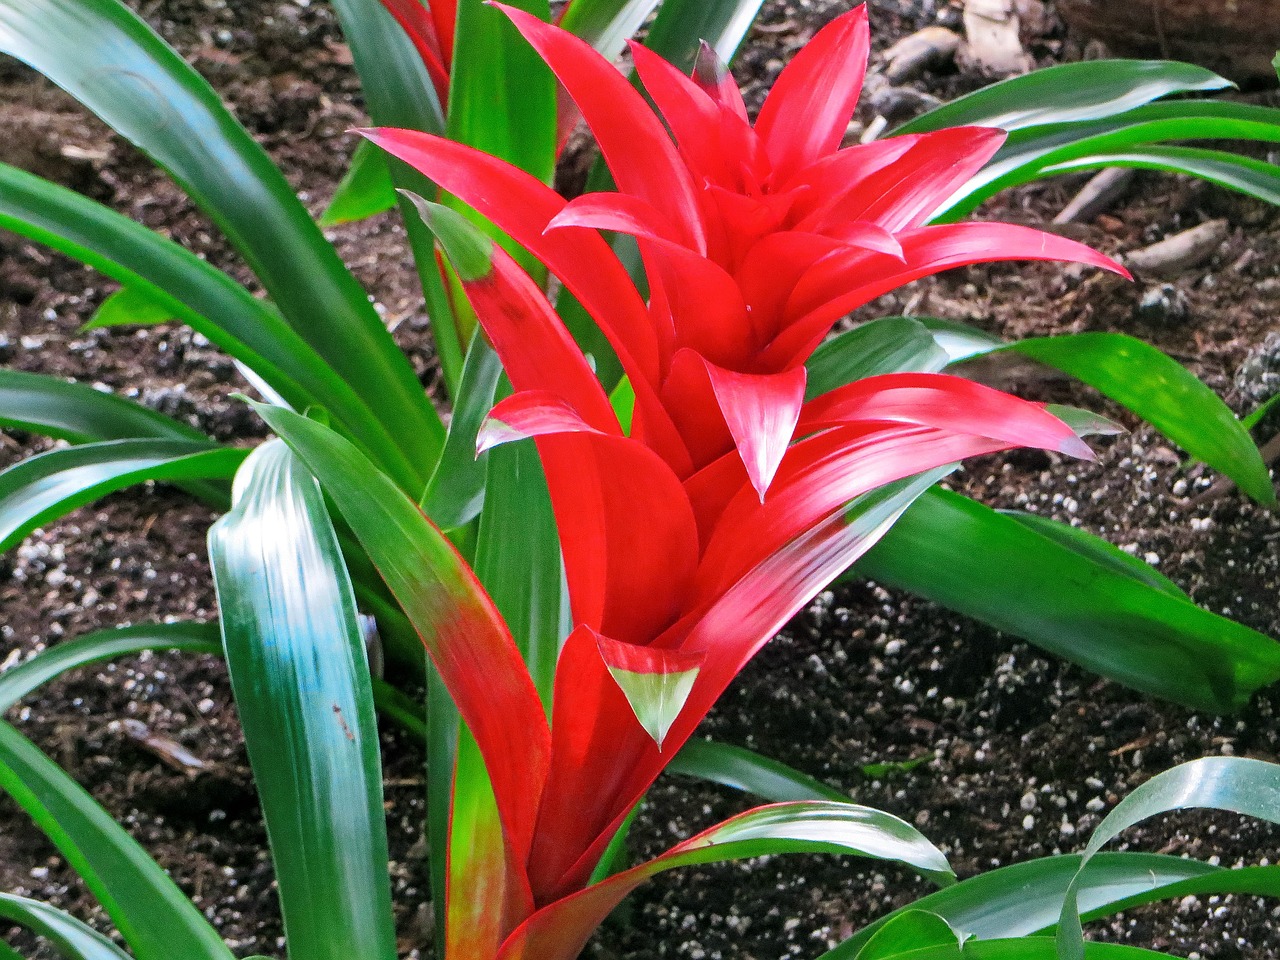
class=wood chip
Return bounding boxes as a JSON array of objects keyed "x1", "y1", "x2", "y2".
[
  {"x1": 881, "y1": 26, "x2": 962, "y2": 83},
  {"x1": 1124, "y1": 219, "x2": 1230, "y2": 278},
  {"x1": 1054, "y1": 168, "x2": 1135, "y2": 225},
  {"x1": 121, "y1": 719, "x2": 208, "y2": 773}
]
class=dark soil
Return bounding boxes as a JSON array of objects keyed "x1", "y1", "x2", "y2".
[{"x1": 3, "y1": 1, "x2": 1280, "y2": 958}]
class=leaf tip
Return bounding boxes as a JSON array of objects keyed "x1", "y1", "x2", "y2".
[{"x1": 398, "y1": 191, "x2": 495, "y2": 283}]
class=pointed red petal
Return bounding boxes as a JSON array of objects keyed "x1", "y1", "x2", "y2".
[
  {"x1": 702, "y1": 360, "x2": 807, "y2": 500},
  {"x1": 361, "y1": 128, "x2": 660, "y2": 385},
  {"x1": 629, "y1": 40, "x2": 725, "y2": 181},
  {"x1": 413, "y1": 201, "x2": 620, "y2": 433},
  {"x1": 832, "y1": 126, "x2": 1007, "y2": 232},
  {"x1": 799, "y1": 372, "x2": 1093, "y2": 458},
  {"x1": 766, "y1": 222, "x2": 1131, "y2": 367},
  {"x1": 644, "y1": 241, "x2": 753, "y2": 368},
  {"x1": 824, "y1": 220, "x2": 905, "y2": 260},
  {"x1": 477, "y1": 390, "x2": 606, "y2": 455},
  {"x1": 527, "y1": 446, "x2": 938, "y2": 901},
  {"x1": 548, "y1": 192, "x2": 681, "y2": 244},
  {"x1": 492, "y1": 3, "x2": 706, "y2": 252},
  {"x1": 695, "y1": 424, "x2": 1015, "y2": 598},
  {"x1": 754, "y1": 6, "x2": 871, "y2": 182},
  {"x1": 430, "y1": 0, "x2": 458, "y2": 69},
  {"x1": 784, "y1": 135, "x2": 922, "y2": 230}
]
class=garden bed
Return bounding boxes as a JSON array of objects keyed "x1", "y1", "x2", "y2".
[{"x1": 2, "y1": 0, "x2": 1279, "y2": 957}]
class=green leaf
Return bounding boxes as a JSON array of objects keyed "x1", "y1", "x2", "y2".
[
  {"x1": 0, "y1": 368, "x2": 206, "y2": 444},
  {"x1": 897, "y1": 60, "x2": 1231, "y2": 135},
  {"x1": 854, "y1": 910, "x2": 961, "y2": 960},
  {"x1": 83, "y1": 286, "x2": 174, "y2": 331},
  {"x1": 0, "y1": 163, "x2": 410, "y2": 484},
  {"x1": 0, "y1": 622, "x2": 219, "y2": 713},
  {"x1": 1059, "y1": 757, "x2": 1280, "y2": 960},
  {"x1": 421, "y1": 332, "x2": 504, "y2": 530},
  {"x1": 0, "y1": 439, "x2": 247, "y2": 551},
  {"x1": 319, "y1": 139, "x2": 398, "y2": 226},
  {"x1": 667, "y1": 738, "x2": 849, "y2": 802},
  {"x1": 0, "y1": 0, "x2": 443, "y2": 484},
  {"x1": 953, "y1": 331, "x2": 1276, "y2": 506},
  {"x1": 559, "y1": 0, "x2": 662, "y2": 57},
  {"x1": 830, "y1": 852, "x2": 1223, "y2": 955},
  {"x1": 999, "y1": 511, "x2": 1185, "y2": 598},
  {"x1": 938, "y1": 101, "x2": 1280, "y2": 219},
  {"x1": 209, "y1": 439, "x2": 397, "y2": 960},
  {"x1": 1244, "y1": 390, "x2": 1280, "y2": 431},
  {"x1": 507, "y1": 801, "x2": 954, "y2": 960},
  {"x1": 806, "y1": 317, "x2": 950, "y2": 399},
  {"x1": 645, "y1": 0, "x2": 769, "y2": 69},
  {"x1": 1042, "y1": 145, "x2": 1280, "y2": 208},
  {"x1": 857, "y1": 488, "x2": 1280, "y2": 713},
  {"x1": 829, "y1": 937, "x2": 1171, "y2": 959},
  {"x1": 0, "y1": 893, "x2": 133, "y2": 960},
  {"x1": 0, "y1": 721, "x2": 232, "y2": 960}
]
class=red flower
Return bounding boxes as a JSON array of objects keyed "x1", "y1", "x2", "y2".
[{"x1": 367, "y1": 6, "x2": 1127, "y2": 956}]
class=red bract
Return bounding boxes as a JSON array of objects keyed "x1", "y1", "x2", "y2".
[
  {"x1": 367, "y1": 3, "x2": 1125, "y2": 500},
  {"x1": 370, "y1": 7, "x2": 1128, "y2": 957}
]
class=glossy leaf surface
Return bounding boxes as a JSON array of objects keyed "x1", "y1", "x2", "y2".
[
  {"x1": 0, "y1": 622, "x2": 219, "y2": 713},
  {"x1": 0, "y1": 369, "x2": 205, "y2": 444},
  {"x1": 806, "y1": 318, "x2": 950, "y2": 399},
  {"x1": 0, "y1": 893, "x2": 132, "y2": 960},
  {"x1": 1043, "y1": 146, "x2": 1280, "y2": 208},
  {"x1": 210, "y1": 439, "x2": 397, "y2": 960},
  {"x1": 854, "y1": 910, "x2": 960, "y2": 959},
  {"x1": 897, "y1": 60, "x2": 1229, "y2": 135},
  {"x1": 951, "y1": 330, "x2": 1275, "y2": 505},
  {"x1": 644, "y1": 0, "x2": 770, "y2": 69},
  {"x1": 0, "y1": 163, "x2": 407, "y2": 479},
  {"x1": 500, "y1": 801, "x2": 953, "y2": 960},
  {"x1": 667, "y1": 738, "x2": 848, "y2": 802},
  {"x1": 255, "y1": 404, "x2": 551, "y2": 879},
  {"x1": 858, "y1": 489, "x2": 1280, "y2": 713},
  {"x1": 1059, "y1": 757, "x2": 1280, "y2": 959},
  {"x1": 0, "y1": 440, "x2": 246, "y2": 551},
  {"x1": 83, "y1": 286, "x2": 174, "y2": 331},
  {"x1": 0, "y1": 0, "x2": 442, "y2": 483},
  {"x1": 0, "y1": 722, "x2": 231, "y2": 960}
]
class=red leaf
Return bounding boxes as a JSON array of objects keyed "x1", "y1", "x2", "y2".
[
  {"x1": 766, "y1": 222, "x2": 1130, "y2": 367},
  {"x1": 549, "y1": 192, "x2": 681, "y2": 244},
  {"x1": 798, "y1": 372, "x2": 1094, "y2": 458},
  {"x1": 754, "y1": 6, "x2": 871, "y2": 183},
  {"x1": 378, "y1": 0, "x2": 451, "y2": 102},
  {"x1": 827, "y1": 126, "x2": 1006, "y2": 232},
  {"x1": 492, "y1": 3, "x2": 707, "y2": 253},
  {"x1": 477, "y1": 390, "x2": 607, "y2": 454},
  {"x1": 361, "y1": 128, "x2": 660, "y2": 385},
  {"x1": 692, "y1": 41, "x2": 749, "y2": 122}
]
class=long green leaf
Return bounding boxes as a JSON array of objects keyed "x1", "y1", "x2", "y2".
[
  {"x1": 505, "y1": 801, "x2": 953, "y2": 960},
  {"x1": 950, "y1": 330, "x2": 1275, "y2": 506},
  {"x1": 0, "y1": 368, "x2": 205, "y2": 444},
  {"x1": 939, "y1": 102, "x2": 1280, "y2": 218},
  {"x1": 209, "y1": 439, "x2": 396, "y2": 960},
  {"x1": 854, "y1": 910, "x2": 960, "y2": 960},
  {"x1": 806, "y1": 317, "x2": 950, "y2": 399},
  {"x1": 667, "y1": 738, "x2": 849, "y2": 802},
  {"x1": 0, "y1": 0, "x2": 442, "y2": 483},
  {"x1": 421, "y1": 333, "x2": 504, "y2": 530},
  {"x1": 857, "y1": 488, "x2": 1280, "y2": 713},
  {"x1": 0, "y1": 440, "x2": 247, "y2": 551},
  {"x1": 0, "y1": 721, "x2": 232, "y2": 960},
  {"x1": 897, "y1": 60, "x2": 1230, "y2": 135},
  {"x1": 1043, "y1": 145, "x2": 1280, "y2": 208},
  {"x1": 830, "y1": 852, "x2": 1221, "y2": 955},
  {"x1": 0, "y1": 622, "x2": 219, "y2": 713},
  {"x1": 83, "y1": 285, "x2": 174, "y2": 331},
  {"x1": 644, "y1": 0, "x2": 769, "y2": 68},
  {"x1": 559, "y1": 0, "x2": 662, "y2": 57},
  {"x1": 326, "y1": 0, "x2": 461, "y2": 400},
  {"x1": 828, "y1": 938, "x2": 1171, "y2": 959},
  {"x1": 1058, "y1": 757, "x2": 1280, "y2": 960},
  {"x1": 0, "y1": 163, "x2": 408, "y2": 484},
  {"x1": 0, "y1": 893, "x2": 132, "y2": 960}
]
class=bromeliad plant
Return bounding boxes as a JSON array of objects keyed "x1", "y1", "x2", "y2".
[{"x1": 4, "y1": 4, "x2": 1280, "y2": 960}]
